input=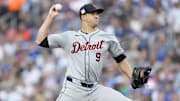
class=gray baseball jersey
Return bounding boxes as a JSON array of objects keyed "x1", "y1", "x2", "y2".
[
  {"x1": 48, "y1": 29, "x2": 132, "y2": 101},
  {"x1": 48, "y1": 29, "x2": 124, "y2": 83}
]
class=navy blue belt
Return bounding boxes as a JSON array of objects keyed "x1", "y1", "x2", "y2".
[{"x1": 66, "y1": 76, "x2": 94, "y2": 88}]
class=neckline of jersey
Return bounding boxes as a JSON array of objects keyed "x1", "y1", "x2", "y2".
[{"x1": 79, "y1": 28, "x2": 99, "y2": 35}]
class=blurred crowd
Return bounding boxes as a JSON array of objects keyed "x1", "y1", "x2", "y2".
[{"x1": 0, "y1": 0, "x2": 180, "y2": 101}]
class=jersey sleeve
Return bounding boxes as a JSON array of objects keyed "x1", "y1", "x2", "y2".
[
  {"x1": 47, "y1": 31, "x2": 70, "y2": 48},
  {"x1": 108, "y1": 35, "x2": 125, "y2": 57}
]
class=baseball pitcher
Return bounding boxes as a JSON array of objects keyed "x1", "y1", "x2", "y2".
[{"x1": 35, "y1": 3, "x2": 151, "y2": 101}]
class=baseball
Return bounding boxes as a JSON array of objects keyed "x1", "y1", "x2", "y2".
[{"x1": 54, "y1": 4, "x2": 62, "y2": 11}]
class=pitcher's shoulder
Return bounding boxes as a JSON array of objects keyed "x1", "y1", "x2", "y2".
[
  {"x1": 52, "y1": 30, "x2": 75, "y2": 35},
  {"x1": 57, "y1": 30, "x2": 78, "y2": 37},
  {"x1": 63, "y1": 30, "x2": 76, "y2": 34}
]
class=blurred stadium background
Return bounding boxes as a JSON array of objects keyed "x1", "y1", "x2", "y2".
[{"x1": 0, "y1": 0, "x2": 180, "y2": 101}]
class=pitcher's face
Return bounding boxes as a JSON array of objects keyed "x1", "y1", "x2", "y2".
[{"x1": 82, "y1": 12, "x2": 100, "y2": 28}]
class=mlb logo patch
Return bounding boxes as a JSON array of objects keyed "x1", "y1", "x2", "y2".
[{"x1": 81, "y1": 8, "x2": 86, "y2": 15}]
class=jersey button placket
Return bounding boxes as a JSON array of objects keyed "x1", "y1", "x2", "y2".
[
  {"x1": 86, "y1": 50, "x2": 90, "y2": 82},
  {"x1": 86, "y1": 37, "x2": 90, "y2": 82}
]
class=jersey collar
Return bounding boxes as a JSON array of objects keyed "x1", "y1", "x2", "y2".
[{"x1": 79, "y1": 28, "x2": 100, "y2": 35}]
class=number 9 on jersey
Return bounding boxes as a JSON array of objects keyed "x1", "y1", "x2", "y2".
[{"x1": 96, "y1": 53, "x2": 101, "y2": 62}]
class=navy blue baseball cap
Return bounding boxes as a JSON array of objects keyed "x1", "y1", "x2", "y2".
[{"x1": 79, "y1": 4, "x2": 104, "y2": 16}]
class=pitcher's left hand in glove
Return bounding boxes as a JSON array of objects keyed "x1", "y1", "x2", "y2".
[{"x1": 131, "y1": 66, "x2": 151, "y2": 89}]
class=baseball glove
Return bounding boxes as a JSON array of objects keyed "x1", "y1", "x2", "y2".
[{"x1": 131, "y1": 66, "x2": 151, "y2": 89}]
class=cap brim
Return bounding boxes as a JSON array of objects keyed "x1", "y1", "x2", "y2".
[{"x1": 89, "y1": 9, "x2": 104, "y2": 14}]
